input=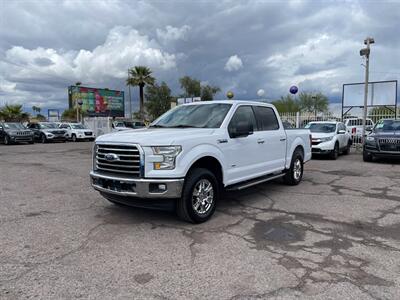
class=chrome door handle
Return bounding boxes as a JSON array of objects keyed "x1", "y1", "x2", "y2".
[{"x1": 257, "y1": 139, "x2": 265, "y2": 144}]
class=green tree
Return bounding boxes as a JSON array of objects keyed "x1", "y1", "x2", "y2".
[
  {"x1": 179, "y1": 76, "x2": 201, "y2": 97},
  {"x1": 145, "y1": 82, "x2": 173, "y2": 120},
  {"x1": 61, "y1": 108, "x2": 86, "y2": 121},
  {"x1": 35, "y1": 113, "x2": 46, "y2": 121},
  {"x1": 0, "y1": 104, "x2": 30, "y2": 122},
  {"x1": 298, "y1": 92, "x2": 329, "y2": 115},
  {"x1": 126, "y1": 66, "x2": 156, "y2": 119},
  {"x1": 271, "y1": 95, "x2": 300, "y2": 113},
  {"x1": 201, "y1": 85, "x2": 220, "y2": 101},
  {"x1": 179, "y1": 76, "x2": 220, "y2": 101}
]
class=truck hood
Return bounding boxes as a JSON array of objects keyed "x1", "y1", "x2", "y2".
[{"x1": 96, "y1": 128, "x2": 216, "y2": 146}]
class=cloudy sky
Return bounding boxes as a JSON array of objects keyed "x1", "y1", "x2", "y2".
[{"x1": 1, "y1": 0, "x2": 399, "y2": 113}]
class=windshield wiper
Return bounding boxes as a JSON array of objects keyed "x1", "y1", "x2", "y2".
[
  {"x1": 149, "y1": 124, "x2": 167, "y2": 128},
  {"x1": 167, "y1": 125, "x2": 201, "y2": 128}
]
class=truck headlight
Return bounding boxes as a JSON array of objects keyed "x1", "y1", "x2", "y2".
[
  {"x1": 152, "y1": 146, "x2": 182, "y2": 170},
  {"x1": 320, "y1": 136, "x2": 333, "y2": 142}
]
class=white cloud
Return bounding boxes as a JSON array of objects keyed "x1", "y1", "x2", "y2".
[
  {"x1": 224, "y1": 55, "x2": 243, "y2": 72},
  {"x1": 156, "y1": 25, "x2": 191, "y2": 44},
  {"x1": 2, "y1": 26, "x2": 176, "y2": 88}
]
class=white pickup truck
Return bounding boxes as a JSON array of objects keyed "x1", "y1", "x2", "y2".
[{"x1": 90, "y1": 100, "x2": 312, "y2": 223}]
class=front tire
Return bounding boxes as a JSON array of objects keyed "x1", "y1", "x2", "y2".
[
  {"x1": 71, "y1": 134, "x2": 77, "y2": 142},
  {"x1": 284, "y1": 149, "x2": 304, "y2": 185},
  {"x1": 330, "y1": 142, "x2": 339, "y2": 160},
  {"x1": 363, "y1": 150, "x2": 373, "y2": 162},
  {"x1": 177, "y1": 168, "x2": 219, "y2": 223}
]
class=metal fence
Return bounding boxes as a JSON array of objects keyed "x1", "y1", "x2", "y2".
[
  {"x1": 280, "y1": 109, "x2": 399, "y2": 149},
  {"x1": 83, "y1": 117, "x2": 113, "y2": 137}
]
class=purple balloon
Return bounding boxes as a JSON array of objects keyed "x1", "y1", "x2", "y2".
[{"x1": 289, "y1": 86, "x2": 298, "y2": 95}]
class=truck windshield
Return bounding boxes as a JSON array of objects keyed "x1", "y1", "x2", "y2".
[
  {"x1": 4, "y1": 123, "x2": 25, "y2": 130},
  {"x1": 375, "y1": 120, "x2": 400, "y2": 132},
  {"x1": 306, "y1": 123, "x2": 336, "y2": 133},
  {"x1": 151, "y1": 103, "x2": 232, "y2": 128}
]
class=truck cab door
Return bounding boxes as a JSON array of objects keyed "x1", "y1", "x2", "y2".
[
  {"x1": 224, "y1": 105, "x2": 265, "y2": 185},
  {"x1": 253, "y1": 106, "x2": 286, "y2": 172}
]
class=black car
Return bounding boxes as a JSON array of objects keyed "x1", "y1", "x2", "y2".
[
  {"x1": 0, "y1": 122, "x2": 34, "y2": 145},
  {"x1": 27, "y1": 122, "x2": 68, "y2": 143},
  {"x1": 363, "y1": 119, "x2": 400, "y2": 161}
]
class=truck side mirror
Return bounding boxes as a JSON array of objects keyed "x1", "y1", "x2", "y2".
[
  {"x1": 366, "y1": 126, "x2": 373, "y2": 132},
  {"x1": 231, "y1": 121, "x2": 253, "y2": 138}
]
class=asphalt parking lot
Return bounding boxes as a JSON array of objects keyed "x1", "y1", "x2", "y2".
[{"x1": 1, "y1": 142, "x2": 400, "y2": 299}]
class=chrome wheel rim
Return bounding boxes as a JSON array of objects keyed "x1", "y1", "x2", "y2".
[
  {"x1": 293, "y1": 159, "x2": 302, "y2": 181},
  {"x1": 192, "y1": 179, "x2": 214, "y2": 215}
]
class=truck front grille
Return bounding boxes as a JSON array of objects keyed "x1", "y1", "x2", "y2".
[
  {"x1": 379, "y1": 138, "x2": 400, "y2": 152},
  {"x1": 95, "y1": 144, "x2": 141, "y2": 177}
]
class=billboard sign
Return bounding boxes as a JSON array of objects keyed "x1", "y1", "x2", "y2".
[
  {"x1": 48, "y1": 109, "x2": 59, "y2": 121},
  {"x1": 68, "y1": 86, "x2": 124, "y2": 117},
  {"x1": 343, "y1": 80, "x2": 397, "y2": 107}
]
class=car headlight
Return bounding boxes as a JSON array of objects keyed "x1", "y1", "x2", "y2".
[
  {"x1": 151, "y1": 146, "x2": 182, "y2": 170},
  {"x1": 45, "y1": 132, "x2": 54, "y2": 137},
  {"x1": 320, "y1": 136, "x2": 333, "y2": 142},
  {"x1": 366, "y1": 136, "x2": 375, "y2": 143}
]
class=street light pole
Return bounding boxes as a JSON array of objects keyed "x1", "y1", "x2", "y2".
[{"x1": 360, "y1": 37, "x2": 374, "y2": 145}]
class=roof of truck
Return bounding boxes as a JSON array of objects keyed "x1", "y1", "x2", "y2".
[{"x1": 183, "y1": 100, "x2": 273, "y2": 106}]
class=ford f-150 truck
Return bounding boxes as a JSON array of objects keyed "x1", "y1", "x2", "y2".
[{"x1": 90, "y1": 101, "x2": 312, "y2": 223}]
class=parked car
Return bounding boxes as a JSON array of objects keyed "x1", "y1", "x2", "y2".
[
  {"x1": 59, "y1": 122, "x2": 96, "y2": 142},
  {"x1": 306, "y1": 121, "x2": 352, "y2": 159},
  {"x1": 112, "y1": 121, "x2": 130, "y2": 131},
  {"x1": 27, "y1": 122, "x2": 68, "y2": 143},
  {"x1": 363, "y1": 118, "x2": 400, "y2": 162},
  {"x1": 0, "y1": 122, "x2": 34, "y2": 145},
  {"x1": 124, "y1": 120, "x2": 146, "y2": 129},
  {"x1": 90, "y1": 100, "x2": 312, "y2": 223},
  {"x1": 344, "y1": 118, "x2": 374, "y2": 138}
]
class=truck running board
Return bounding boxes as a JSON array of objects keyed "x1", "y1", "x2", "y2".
[{"x1": 226, "y1": 172, "x2": 286, "y2": 191}]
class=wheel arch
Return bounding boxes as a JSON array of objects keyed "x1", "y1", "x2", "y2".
[{"x1": 186, "y1": 156, "x2": 224, "y2": 186}]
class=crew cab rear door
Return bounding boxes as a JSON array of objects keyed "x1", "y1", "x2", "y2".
[
  {"x1": 224, "y1": 105, "x2": 266, "y2": 184},
  {"x1": 253, "y1": 105, "x2": 286, "y2": 172}
]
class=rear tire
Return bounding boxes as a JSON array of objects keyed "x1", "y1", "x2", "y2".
[
  {"x1": 4, "y1": 135, "x2": 10, "y2": 145},
  {"x1": 40, "y1": 134, "x2": 47, "y2": 144},
  {"x1": 343, "y1": 141, "x2": 351, "y2": 155},
  {"x1": 284, "y1": 148, "x2": 304, "y2": 186},
  {"x1": 330, "y1": 142, "x2": 339, "y2": 160},
  {"x1": 176, "y1": 168, "x2": 219, "y2": 223}
]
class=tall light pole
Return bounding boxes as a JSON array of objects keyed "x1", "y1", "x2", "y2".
[{"x1": 360, "y1": 37, "x2": 374, "y2": 144}]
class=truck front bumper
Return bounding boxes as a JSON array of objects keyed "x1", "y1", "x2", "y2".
[{"x1": 90, "y1": 171, "x2": 184, "y2": 199}]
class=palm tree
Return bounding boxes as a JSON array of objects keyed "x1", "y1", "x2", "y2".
[
  {"x1": 126, "y1": 66, "x2": 155, "y2": 119},
  {"x1": 0, "y1": 104, "x2": 30, "y2": 122}
]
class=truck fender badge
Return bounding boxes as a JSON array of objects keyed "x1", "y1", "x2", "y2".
[{"x1": 104, "y1": 153, "x2": 120, "y2": 161}]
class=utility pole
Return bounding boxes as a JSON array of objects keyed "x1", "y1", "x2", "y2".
[
  {"x1": 360, "y1": 37, "x2": 374, "y2": 145},
  {"x1": 128, "y1": 68, "x2": 132, "y2": 119}
]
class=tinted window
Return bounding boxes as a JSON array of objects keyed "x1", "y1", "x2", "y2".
[
  {"x1": 253, "y1": 106, "x2": 279, "y2": 130},
  {"x1": 228, "y1": 106, "x2": 257, "y2": 135}
]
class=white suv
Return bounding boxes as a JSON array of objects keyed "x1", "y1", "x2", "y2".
[
  {"x1": 59, "y1": 122, "x2": 96, "y2": 142},
  {"x1": 306, "y1": 121, "x2": 352, "y2": 159}
]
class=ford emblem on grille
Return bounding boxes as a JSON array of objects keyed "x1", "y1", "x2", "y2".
[{"x1": 105, "y1": 153, "x2": 120, "y2": 161}]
